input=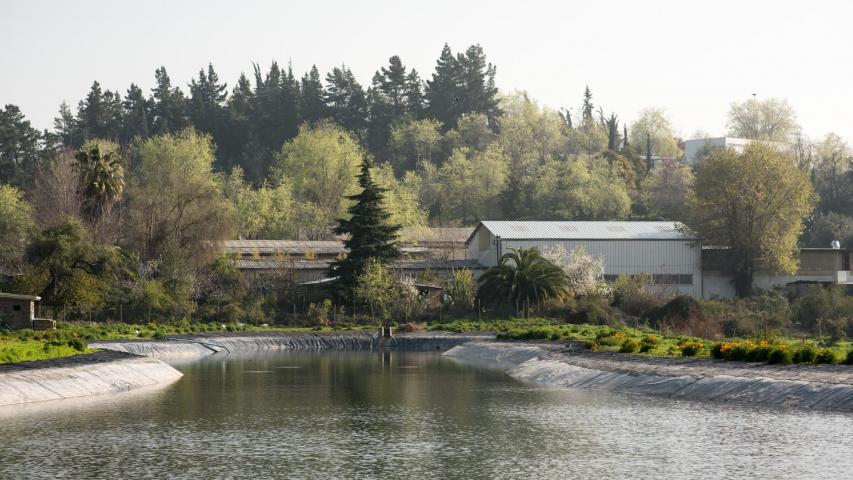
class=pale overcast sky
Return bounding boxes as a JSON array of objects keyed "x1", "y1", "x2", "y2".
[{"x1": 2, "y1": 0, "x2": 852, "y2": 142}]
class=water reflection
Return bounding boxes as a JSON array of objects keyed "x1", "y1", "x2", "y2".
[{"x1": 1, "y1": 351, "x2": 851, "y2": 479}]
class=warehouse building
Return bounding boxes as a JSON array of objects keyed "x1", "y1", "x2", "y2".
[{"x1": 466, "y1": 221, "x2": 703, "y2": 296}]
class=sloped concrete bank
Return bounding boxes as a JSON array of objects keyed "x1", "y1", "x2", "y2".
[
  {"x1": 444, "y1": 342, "x2": 853, "y2": 411},
  {"x1": 0, "y1": 351, "x2": 183, "y2": 406},
  {"x1": 91, "y1": 332, "x2": 489, "y2": 360}
]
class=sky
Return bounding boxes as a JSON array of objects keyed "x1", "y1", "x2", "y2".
[{"x1": 2, "y1": 0, "x2": 852, "y2": 142}]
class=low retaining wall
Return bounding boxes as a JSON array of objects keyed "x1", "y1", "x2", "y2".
[
  {"x1": 0, "y1": 351, "x2": 182, "y2": 406},
  {"x1": 91, "y1": 332, "x2": 486, "y2": 359},
  {"x1": 444, "y1": 342, "x2": 853, "y2": 411}
]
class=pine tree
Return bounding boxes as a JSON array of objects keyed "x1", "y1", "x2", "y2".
[
  {"x1": 331, "y1": 160, "x2": 401, "y2": 299},
  {"x1": 606, "y1": 113, "x2": 619, "y2": 151},
  {"x1": 458, "y1": 44, "x2": 501, "y2": 127},
  {"x1": 77, "y1": 81, "x2": 121, "y2": 141},
  {"x1": 53, "y1": 101, "x2": 80, "y2": 148},
  {"x1": 151, "y1": 67, "x2": 188, "y2": 134},
  {"x1": 623, "y1": 125, "x2": 629, "y2": 149},
  {"x1": 0, "y1": 105, "x2": 43, "y2": 186},
  {"x1": 404, "y1": 69, "x2": 425, "y2": 118},
  {"x1": 299, "y1": 65, "x2": 326, "y2": 125},
  {"x1": 122, "y1": 83, "x2": 150, "y2": 144},
  {"x1": 582, "y1": 86, "x2": 594, "y2": 122},
  {"x1": 189, "y1": 63, "x2": 230, "y2": 169},
  {"x1": 325, "y1": 66, "x2": 368, "y2": 138},
  {"x1": 426, "y1": 43, "x2": 462, "y2": 129}
]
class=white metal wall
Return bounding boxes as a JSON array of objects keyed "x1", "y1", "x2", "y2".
[{"x1": 502, "y1": 239, "x2": 703, "y2": 297}]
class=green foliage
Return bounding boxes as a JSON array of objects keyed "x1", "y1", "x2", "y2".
[
  {"x1": 74, "y1": 140, "x2": 124, "y2": 221},
  {"x1": 17, "y1": 219, "x2": 135, "y2": 316},
  {"x1": 307, "y1": 299, "x2": 333, "y2": 327},
  {"x1": 353, "y1": 259, "x2": 395, "y2": 321},
  {"x1": 629, "y1": 107, "x2": 680, "y2": 158},
  {"x1": 332, "y1": 161, "x2": 401, "y2": 298},
  {"x1": 678, "y1": 339, "x2": 705, "y2": 357},
  {"x1": 445, "y1": 269, "x2": 475, "y2": 314},
  {"x1": 793, "y1": 345, "x2": 818, "y2": 364},
  {"x1": 814, "y1": 348, "x2": 838, "y2": 364},
  {"x1": 767, "y1": 347, "x2": 793, "y2": 365},
  {"x1": 727, "y1": 97, "x2": 798, "y2": 142},
  {"x1": 619, "y1": 338, "x2": 640, "y2": 353},
  {"x1": 477, "y1": 248, "x2": 569, "y2": 313},
  {"x1": 846, "y1": 350, "x2": 853, "y2": 365},
  {"x1": 126, "y1": 129, "x2": 233, "y2": 264},
  {"x1": 790, "y1": 286, "x2": 853, "y2": 336},
  {"x1": 0, "y1": 185, "x2": 35, "y2": 270},
  {"x1": 272, "y1": 122, "x2": 363, "y2": 232},
  {"x1": 688, "y1": 143, "x2": 816, "y2": 297}
]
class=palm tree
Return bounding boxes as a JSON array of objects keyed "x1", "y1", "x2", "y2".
[
  {"x1": 74, "y1": 141, "x2": 124, "y2": 221},
  {"x1": 477, "y1": 247, "x2": 569, "y2": 316}
]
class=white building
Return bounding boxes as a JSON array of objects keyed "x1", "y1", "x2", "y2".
[
  {"x1": 702, "y1": 247, "x2": 852, "y2": 298},
  {"x1": 683, "y1": 137, "x2": 754, "y2": 165},
  {"x1": 466, "y1": 221, "x2": 703, "y2": 297}
]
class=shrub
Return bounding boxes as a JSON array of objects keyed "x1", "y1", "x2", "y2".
[
  {"x1": 846, "y1": 350, "x2": 853, "y2": 366},
  {"x1": 67, "y1": 337, "x2": 88, "y2": 352},
  {"x1": 750, "y1": 346, "x2": 772, "y2": 363},
  {"x1": 814, "y1": 348, "x2": 838, "y2": 364},
  {"x1": 792, "y1": 346, "x2": 817, "y2": 364},
  {"x1": 595, "y1": 330, "x2": 625, "y2": 346},
  {"x1": 619, "y1": 338, "x2": 640, "y2": 353},
  {"x1": 307, "y1": 299, "x2": 332, "y2": 327},
  {"x1": 399, "y1": 322, "x2": 426, "y2": 333},
  {"x1": 767, "y1": 347, "x2": 793, "y2": 364},
  {"x1": 678, "y1": 340, "x2": 705, "y2": 357},
  {"x1": 585, "y1": 340, "x2": 601, "y2": 351},
  {"x1": 639, "y1": 335, "x2": 660, "y2": 353}
]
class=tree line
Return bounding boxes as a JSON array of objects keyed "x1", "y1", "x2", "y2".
[{"x1": 1, "y1": 42, "x2": 851, "y2": 317}]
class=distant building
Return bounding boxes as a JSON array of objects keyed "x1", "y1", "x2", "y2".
[
  {"x1": 702, "y1": 247, "x2": 852, "y2": 298},
  {"x1": 221, "y1": 227, "x2": 478, "y2": 284},
  {"x1": 465, "y1": 221, "x2": 703, "y2": 297},
  {"x1": 683, "y1": 137, "x2": 754, "y2": 165},
  {"x1": 0, "y1": 293, "x2": 41, "y2": 330}
]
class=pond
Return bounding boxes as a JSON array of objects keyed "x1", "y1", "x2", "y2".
[{"x1": 2, "y1": 351, "x2": 852, "y2": 479}]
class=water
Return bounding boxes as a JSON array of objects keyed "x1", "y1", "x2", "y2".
[{"x1": 2, "y1": 351, "x2": 852, "y2": 479}]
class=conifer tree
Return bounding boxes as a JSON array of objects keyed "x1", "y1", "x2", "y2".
[
  {"x1": 53, "y1": 102, "x2": 80, "y2": 148},
  {"x1": 331, "y1": 160, "x2": 401, "y2": 298},
  {"x1": 299, "y1": 65, "x2": 326, "y2": 125},
  {"x1": 404, "y1": 69, "x2": 425, "y2": 118},
  {"x1": 325, "y1": 66, "x2": 368, "y2": 138},
  {"x1": 582, "y1": 86, "x2": 594, "y2": 122},
  {"x1": 151, "y1": 67, "x2": 189, "y2": 135},
  {"x1": 426, "y1": 43, "x2": 462, "y2": 129},
  {"x1": 121, "y1": 83, "x2": 150, "y2": 144}
]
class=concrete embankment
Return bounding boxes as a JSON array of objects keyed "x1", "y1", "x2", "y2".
[
  {"x1": 444, "y1": 342, "x2": 853, "y2": 411},
  {"x1": 91, "y1": 332, "x2": 486, "y2": 359},
  {"x1": 0, "y1": 351, "x2": 182, "y2": 407}
]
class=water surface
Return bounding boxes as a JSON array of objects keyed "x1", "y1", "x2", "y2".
[{"x1": 2, "y1": 351, "x2": 851, "y2": 479}]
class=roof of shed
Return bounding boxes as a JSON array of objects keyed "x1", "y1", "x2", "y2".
[
  {"x1": 0, "y1": 292, "x2": 41, "y2": 301},
  {"x1": 468, "y1": 221, "x2": 698, "y2": 242}
]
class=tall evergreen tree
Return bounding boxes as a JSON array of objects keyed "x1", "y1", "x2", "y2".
[
  {"x1": 189, "y1": 63, "x2": 230, "y2": 170},
  {"x1": 404, "y1": 69, "x2": 425, "y2": 118},
  {"x1": 53, "y1": 101, "x2": 80, "y2": 148},
  {"x1": 457, "y1": 44, "x2": 501, "y2": 128},
  {"x1": 325, "y1": 66, "x2": 368, "y2": 138},
  {"x1": 76, "y1": 81, "x2": 121, "y2": 141},
  {"x1": 426, "y1": 44, "x2": 462, "y2": 130},
  {"x1": 330, "y1": 160, "x2": 401, "y2": 298},
  {"x1": 606, "y1": 113, "x2": 619, "y2": 151},
  {"x1": 0, "y1": 104, "x2": 43, "y2": 186},
  {"x1": 299, "y1": 65, "x2": 326, "y2": 125},
  {"x1": 246, "y1": 61, "x2": 300, "y2": 181},
  {"x1": 150, "y1": 66, "x2": 189, "y2": 135},
  {"x1": 623, "y1": 125, "x2": 629, "y2": 149},
  {"x1": 581, "y1": 86, "x2": 594, "y2": 122},
  {"x1": 121, "y1": 83, "x2": 150, "y2": 143},
  {"x1": 223, "y1": 73, "x2": 254, "y2": 172}
]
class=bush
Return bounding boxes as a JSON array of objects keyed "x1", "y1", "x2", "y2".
[
  {"x1": 678, "y1": 340, "x2": 705, "y2": 357},
  {"x1": 814, "y1": 348, "x2": 838, "y2": 364},
  {"x1": 767, "y1": 347, "x2": 793, "y2": 364},
  {"x1": 793, "y1": 346, "x2": 817, "y2": 364},
  {"x1": 619, "y1": 338, "x2": 640, "y2": 353},
  {"x1": 67, "y1": 337, "x2": 87, "y2": 352},
  {"x1": 639, "y1": 335, "x2": 660, "y2": 353},
  {"x1": 846, "y1": 350, "x2": 853, "y2": 366},
  {"x1": 584, "y1": 340, "x2": 601, "y2": 351},
  {"x1": 595, "y1": 330, "x2": 625, "y2": 346}
]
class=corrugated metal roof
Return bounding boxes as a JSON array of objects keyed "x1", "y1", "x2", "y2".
[
  {"x1": 222, "y1": 240, "x2": 345, "y2": 256},
  {"x1": 471, "y1": 221, "x2": 697, "y2": 241}
]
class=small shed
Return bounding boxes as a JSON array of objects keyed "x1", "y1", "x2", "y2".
[{"x1": 0, "y1": 293, "x2": 41, "y2": 330}]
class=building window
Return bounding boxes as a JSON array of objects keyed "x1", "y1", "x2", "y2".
[
  {"x1": 13, "y1": 305, "x2": 21, "y2": 311},
  {"x1": 603, "y1": 274, "x2": 693, "y2": 285}
]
